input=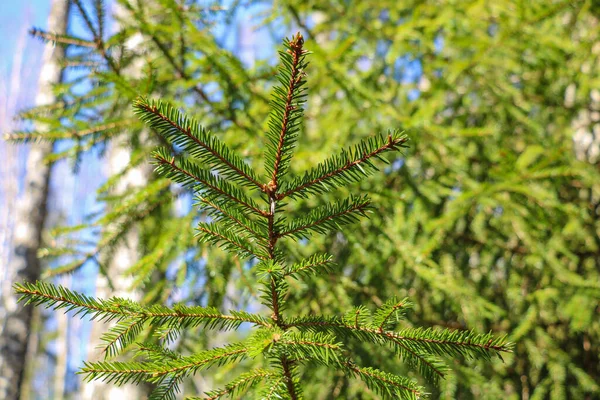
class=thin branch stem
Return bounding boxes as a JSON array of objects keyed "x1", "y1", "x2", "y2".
[
  {"x1": 281, "y1": 357, "x2": 298, "y2": 400},
  {"x1": 142, "y1": 24, "x2": 252, "y2": 133},
  {"x1": 283, "y1": 257, "x2": 332, "y2": 278},
  {"x1": 270, "y1": 35, "x2": 305, "y2": 187},
  {"x1": 199, "y1": 198, "x2": 267, "y2": 242},
  {"x1": 29, "y1": 28, "x2": 96, "y2": 47},
  {"x1": 197, "y1": 225, "x2": 266, "y2": 260},
  {"x1": 287, "y1": 319, "x2": 510, "y2": 353},
  {"x1": 343, "y1": 362, "x2": 421, "y2": 396},
  {"x1": 15, "y1": 285, "x2": 270, "y2": 326},
  {"x1": 204, "y1": 370, "x2": 273, "y2": 400},
  {"x1": 269, "y1": 276, "x2": 281, "y2": 325},
  {"x1": 389, "y1": 338, "x2": 446, "y2": 379},
  {"x1": 276, "y1": 199, "x2": 370, "y2": 239},
  {"x1": 378, "y1": 300, "x2": 406, "y2": 333},
  {"x1": 72, "y1": 0, "x2": 120, "y2": 73}
]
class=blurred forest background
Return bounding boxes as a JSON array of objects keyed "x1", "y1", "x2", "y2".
[{"x1": 0, "y1": 0, "x2": 599, "y2": 399}]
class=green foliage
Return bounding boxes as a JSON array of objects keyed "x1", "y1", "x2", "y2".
[
  {"x1": 271, "y1": 2, "x2": 600, "y2": 399},
  {"x1": 15, "y1": 34, "x2": 509, "y2": 399},
  {"x1": 193, "y1": 369, "x2": 275, "y2": 400},
  {"x1": 10, "y1": 1, "x2": 600, "y2": 398},
  {"x1": 134, "y1": 98, "x2": 262, "y2": 189},
  {"x1": 263, "y1": 35, "x2": 310, "y2": 186},
  {"x1": 279, "y1": 131, "x2": 408, "y2": 200}
]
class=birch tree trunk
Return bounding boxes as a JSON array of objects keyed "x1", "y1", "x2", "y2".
[
  {"x1": 80, "y1": 147, "x2": 152, "y2": 400},
  {"x1": 0, "y1": 1, "x2": 70, "y2": 399},
  {"x1": 80, "y1": 4, "x2": 152, "y2": 399}
]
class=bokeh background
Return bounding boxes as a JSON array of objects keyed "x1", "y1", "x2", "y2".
[{"x1": 1, "y1": 1, "x2": 599, "y2": 399}]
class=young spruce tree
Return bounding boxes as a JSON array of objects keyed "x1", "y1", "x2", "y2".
[{"x1": 15, "y1": 34, "x2": 510, "y2": 399}]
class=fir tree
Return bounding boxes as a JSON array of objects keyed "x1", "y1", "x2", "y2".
[{"x1": 14, "y1": 34, "x2": 510, "y2": 399}]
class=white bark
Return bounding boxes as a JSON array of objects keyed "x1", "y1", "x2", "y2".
[
  {"x1": 81, "y1": 143, "x2": 152, "y2": 400},
  {"x1": 53, "y1": 276, "x2": 70, "y2": 400},
  {"x1": 80, "y1": 4, "x2": 153, "y2": 399},
  {"x1": 0, "y1": 1, "x2": 70, "y2": 399}
]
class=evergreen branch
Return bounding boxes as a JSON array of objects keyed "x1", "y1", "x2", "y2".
[
  {"x1": 41, "y1": 254, "x2": 95, "y2": 278},
  {"x1": 388, "y1": 338, "x2": 448, "y2": 383},
  {"x1": 260, "y1": 36, "x2": 313, "y2": 400},
  {"x1": 29, "y1": 27, "x2": 97, "y2": 47},
  {"x1": 126, "y1": 16, "x2": 252, "y2": 132},
  {"x1": 155, "y1": 325, "x2": 185, "y2": 344},
  {"x1": 149, "y1": 375, "x2": 183, "y2": 400},
  {"x1": 198, "y1": 197, "x2": 268, "y2": 243},
  {"x1": 391, "y1": 327, "x2": 513, "y2": 360},
  {"x1": 153, "y1": 149, "x2": 267, "y2": 216},
  {"x1": 274, "y1": 332, "x2": 343, "y2": 364},
  {"x1": 342, "y1": 362, "x2": 423, "y2": 400},
  {"x1": 137, "y1": 343, "x2": 181, "y2": 362},
  {"x1": 373, "y1": 297, "x2": 413, "y2": 332},
  {"x1": 14, "y1": 281, "x2": 137, "y2": 323},
  {"x1": 170, "y1": 345, "x2": 250, "y2": 379},
  {"x1": 151, "y1": 34, "x2": 211, "y2": 105},
  {"x1": 277, "y1": 195, "x2": 371, "y2": 240},
  {"x1": 344, "y1": 306, "x2": 371, "y2": 329},
  {"x1": 199, "y1": 369, "x2": 274, "y2": 400},
  {"x1": 100, "y1": 318, "x2": 146, "y2": 359},
  {"x1": 80, "y1": 343, "x2": 248, "y2": 385},
  {"x1": 261, "y1": 375, "x2": 287, "y2": 399},
  {"x1": 99, "y1": 179, "x2": 171, "y2": 225},
  {"x1": 255, "y1": 262, "x2": 287, "y2": 324},
  {"x1": 72, "y1": 0, "x2": 99, "y2": 38},
  {"x1": 283, "y1": 254, "x2": 335, "y2": 279},
  {"x1": 93, "y1": 0, "x2": 106, "y2": 40},
  {"x1": 71, "y1": 0, "x2": 119, "y2": 72},
  {"x1": 278, "y1": 131, "x2": 409, "y2": 200},
  {"x1": 264, "y1": 33, "x2": 310, "y2": 188},
  {"x1": 197, "y1": 222, "x2": 267, "y2": 260},
  {"x1": 5, "y1": 119, "x2": 134, "y2": 142},
  {"x1": 14, "y1": 281, "x2": 270, "y2": 329},
  {"x1": 287, "y1": 316, "x2": 512, "y2": 359},
  {"x1": 134, "y1": 98, "x2": 262, "y2": 189},
  {"x1": 281, "y1": 357, "x2": 299, "y2": 400},
  {"x1": 79, "y1": 360, "x2": 153, "y2": 386}
]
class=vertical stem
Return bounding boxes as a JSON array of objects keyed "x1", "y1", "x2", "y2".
[
  {"x1": 281, "y1": 356, "x2": 298, "y2": 400},
  {"x1": 267, "y1": 195, "x2": 280, "y2": 323},
  {"x1": 265, "y1": 191, "x2": 297, "y2": 398},
  {"x1": 261, "y1": 32, "x2": 305, "y2": 400}
]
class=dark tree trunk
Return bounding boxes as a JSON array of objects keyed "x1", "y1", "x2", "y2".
[{"x1": 0, "y1": 1, "x2": 70, "y2": 398}]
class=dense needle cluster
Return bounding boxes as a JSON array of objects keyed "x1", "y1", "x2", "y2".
[{"x1": 15, "y1": 34, "x2": 511, "y2": 399}]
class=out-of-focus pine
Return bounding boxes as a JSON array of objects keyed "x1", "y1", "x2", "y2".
[{"x1": 272, "y1": 2, "x2": 600, "y2": 398}]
